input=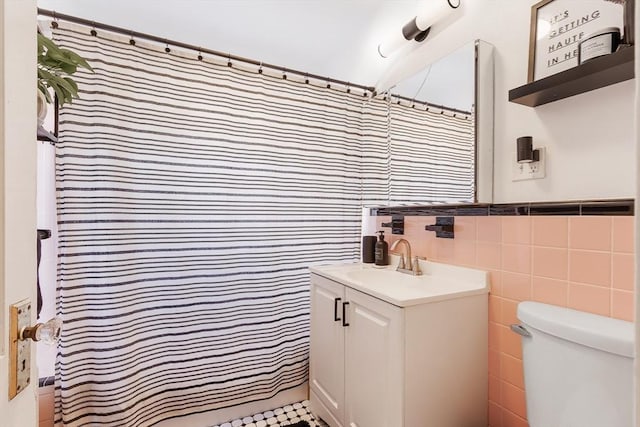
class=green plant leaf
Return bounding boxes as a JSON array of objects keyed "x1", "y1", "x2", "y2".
[
  {"x1": 57, "y1": 50, "x2": 84, "y2": 67},
  {"x1": 47, "y1": 79, "x2": 67, "y2": 105},
  {"x1": 54, "y1": 76, "x2": 77, "y2": 97},
  {"x1": 39, "y1": 57, "x2": 64, "y2": 71},
  {"x1": 62, "y1": 49, "x2": 93, "y2": 71},
  {"x1": 63, "y1": 77, "x2": 79, "y2": 94},
  {"x1": 58, "y1": 62, "x2": 78, "y2": 75},
  {"x1": 45, "y1": 49, "x2": 68, "y2": 63},
  {"x1": 37, "y1": 34, "x2": 58, "y2": 52},
  {"x1": 37, "y1": 34, "x2": 92, "y2": 106},
  {"x1": 38, "y1": 68, "x2": 56, "y2": 81}
]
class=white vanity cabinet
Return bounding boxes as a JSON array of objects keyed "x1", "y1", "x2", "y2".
[
  {"x1": 310, "y1": 274, "x2": 403, "y2": 427},
  {"x1": 309, "y1": 274, "x2": 347, "y2": 425},
  {"x1": 309, "y1": 262, "x2": 488, "y2": 427}
]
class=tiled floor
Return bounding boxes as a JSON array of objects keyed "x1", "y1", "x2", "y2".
[{"x1": 211, "y1": 400, "x2": 327, "y2": 427}]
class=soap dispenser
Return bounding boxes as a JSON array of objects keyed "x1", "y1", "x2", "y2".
[{"x1": 374, "y1": 230, "x2": 389, "y2": 266}]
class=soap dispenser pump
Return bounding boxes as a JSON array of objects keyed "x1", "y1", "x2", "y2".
[{"x1": 375, "y1": 230, "x2": 389, "y2": 266}]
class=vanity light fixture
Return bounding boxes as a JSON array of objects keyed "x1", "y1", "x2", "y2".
[
  {"x1": 517, "y1": 136, "x2": 539, "y2": 163},
  {"x1": 377, "y1": 0, "x2": 461, "y2": 58}
]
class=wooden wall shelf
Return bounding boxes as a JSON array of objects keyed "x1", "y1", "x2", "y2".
[{"x1": 508, "y1": 47, "x2": 635, "y2": 107}]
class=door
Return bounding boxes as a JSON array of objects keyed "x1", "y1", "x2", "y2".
[
  {"x1": 0, "y1": 0, "x2": 39, "y2": 426},
  {"x1": 309, "y1": 274, "x2": 346, "y2": 424},
  {"x1": 344, "y1": 288, "x2": 404, "y2": 427}
]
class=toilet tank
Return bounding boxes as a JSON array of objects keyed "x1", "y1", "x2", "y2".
[{"x1": 516, "y1": 301, "x2": 634, "y2": 427}]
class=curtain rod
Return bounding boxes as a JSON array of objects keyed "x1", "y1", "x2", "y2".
[
  {"x1": 37, "y1": 8, "x2": 376, "y2": 94},
  {"x1": 387, "y1": 92, "x2": 471, "y2": 116}
]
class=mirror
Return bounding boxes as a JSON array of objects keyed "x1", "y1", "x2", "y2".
[{"x1": 382, "y1": 39, "x2": 494, "y2": 205}]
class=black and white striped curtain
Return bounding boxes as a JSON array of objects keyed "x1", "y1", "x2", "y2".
[
  {"x1": 388, "y1": 102, "x2": 475, "y2": 204},
  {"x1": 52, "y1": 22, "x2": 390, "y2": 427},
  {"x1": 52, "y1": 20, "x2": 465, "y2": 427}
]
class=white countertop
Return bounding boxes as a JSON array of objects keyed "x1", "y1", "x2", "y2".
[{"x1": 310, "y1": 257, "x2": 489, "y2": 307}]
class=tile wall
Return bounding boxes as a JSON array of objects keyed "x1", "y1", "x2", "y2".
[{"x1": 370, "y1": 214, "x2": 635, "y2": 427}]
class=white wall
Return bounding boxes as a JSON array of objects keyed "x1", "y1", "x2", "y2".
[{"x1": 382, "y1": 0, "x2": 636, "y2": 204}]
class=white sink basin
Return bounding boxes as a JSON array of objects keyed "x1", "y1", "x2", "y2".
[
  {"x1": 310, "y1": 257, "x2": 489, "y2": 307},
  {"x1": 345, "y1": 268, "x2": 404, "y2": 282}
]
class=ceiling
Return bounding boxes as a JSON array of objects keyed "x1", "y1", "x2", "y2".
[{"x1": 37, "y1": 0, "x2": 430, "y2": 88}]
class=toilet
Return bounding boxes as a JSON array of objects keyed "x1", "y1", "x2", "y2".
[{"x1": 513, "y1": 301, "x2": 634, "y2": 427}]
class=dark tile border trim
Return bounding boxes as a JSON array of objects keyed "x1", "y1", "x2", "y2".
[
  {"x1": 39, "y1": 376, "x2": 55, "y2": 387},
  {"x1": 371, "y1": 199, "x2": 634, "y2": 217}
]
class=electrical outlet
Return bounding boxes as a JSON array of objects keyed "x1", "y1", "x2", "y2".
[{"x1": 513, "y1": 147, "x2": 546, "y2": 181}]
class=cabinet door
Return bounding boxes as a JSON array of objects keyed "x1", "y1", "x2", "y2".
[
  {"x1": 310, "y1": 275, "x2": 346, "y2": 424},
  {"x1": 344, "y1": 288, "x2": 404, "y2": 427}
]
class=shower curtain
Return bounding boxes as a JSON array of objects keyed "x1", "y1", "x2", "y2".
[
  {"x1": 388, "y1": 102, "x2": 475, "y2": 204},
  {"x1": 50, "y1": 20, "x2": 466, "y2": 427},
  {"x1": 52, "y1": 23, "x2": 387, "y2": 427}
]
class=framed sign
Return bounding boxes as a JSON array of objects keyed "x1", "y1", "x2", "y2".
[{"x1": 528, "y1": 0, "x2": 624, "y2": 82}]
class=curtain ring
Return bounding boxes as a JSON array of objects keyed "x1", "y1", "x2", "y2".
[
  {"x1": 89, "y1": 21, "x2": 97, "y2": 36},
  {"x1": 51, "y1": 11, "x2": 59, "y2": 29},
  {"x1": 197, "y1": 48, "x2": 203, "y2": 61},
  {"x1": 258, "y1": 62, "x2": 263, "y2": 74},
  {"x1": 129, "y1": 32, "x2": 136, "y2": 46},
  {"x1": 346, "y1": 82, "x2": 351, "y2": 94},
  {"x1": 164, "y1": 40, "x2": 171, "y2": 53},
  {"x1": 282, "y1": 69, "x2": 287, "y2": 80},
  {"x1": 304, "y1": 73, "x2": 309, "y2": 84},
  {"x1": 326, "y1": 79, "x2": 331, "y2": 89},
  {"x1": 227, "y1": 54, "x2": 232, "y2": 67}
]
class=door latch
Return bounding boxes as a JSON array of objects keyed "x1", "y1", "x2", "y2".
[{"x1": 9, "y1": 300, "x2": 61, "y2": 399}]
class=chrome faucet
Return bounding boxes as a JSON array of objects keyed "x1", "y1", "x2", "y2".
[{"x1": 390, "y1": 239, "x2": 422, "y2": 276}]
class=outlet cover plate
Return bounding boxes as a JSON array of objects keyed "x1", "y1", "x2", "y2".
[{"x1": 513, "y1": 147, "x2": 546, "y2": 181}]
